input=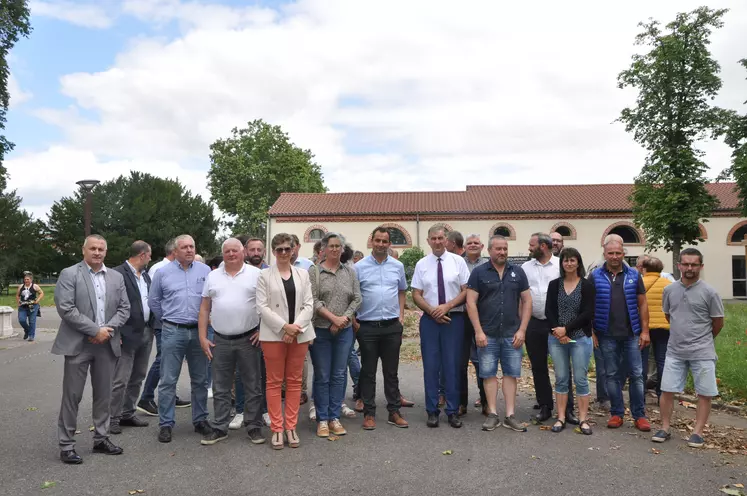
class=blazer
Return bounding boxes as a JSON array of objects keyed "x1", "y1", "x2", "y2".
[
  {"x1": 257, "y1": 265, "x2": 315, "y2": 343},
  {"x1": 113, "y1": 262, "x2": 154, "y2": 338},
  {"x1": 51, "y1": 262, "x2": 131, "y2": 357},
  {"x1": 544, "y1": 277, "x2": 595, "y2": 337}
]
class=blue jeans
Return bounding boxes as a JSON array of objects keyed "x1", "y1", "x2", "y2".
[
  {"x1": 593, "y1": 346, "x2": 609, "y2": 402},
  {"x1": 344, "y1": 343, "x2": 361, "y2": 400},
  {"x1": 310, "y1": 326, "x2": 354, "y2": 421},
  {"x1": 206, "y1": 326, "x2": 215, "y2": 388},
  {"x1": 420, "y1": 314, "x2": 464, "y2": 416},
  {"x1": 598, "y1": 336, "x2": 646, "y2": 419},
  {"x1": 157, "y1": 323, "x2": 209, "y2": 427},
  {"x1": 548, "y1": 335, "x2": 593, "y2": 395},
  {"x1": 18, "y1": 305, "x2": 39, "y2": 340}
]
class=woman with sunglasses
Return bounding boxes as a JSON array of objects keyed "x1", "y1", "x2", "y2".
[
  {"x1": 257, "y1": 233, "x2": 316, "y2": 450},
  {"x1": 545, "y1": 247, "x2": 595, "y2": 435},
  {"x1": 309, "y1": 233, "x2": 361, "y2": 438}
]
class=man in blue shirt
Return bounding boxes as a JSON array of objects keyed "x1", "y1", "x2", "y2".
[
  {"x1": 466, "y1": 235, "x2": 531, "y2": 432},
  {"x1": 354, "y1": 227, "x2": 409, "y2": 430},
  {"x1": 149, "y1": 234, "x2": 212, "y2": 443}
]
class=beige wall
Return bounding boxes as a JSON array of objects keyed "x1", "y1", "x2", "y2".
[{"x1": 269, "y1": 216, "x2": 747, "y2": 299}]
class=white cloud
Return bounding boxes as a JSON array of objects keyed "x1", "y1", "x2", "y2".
[
  {"x1": 30, "y1": 0, "x2": 113, "y2": 29},
  {"x1": 16, "y1": 0, "x2": 747, "y2": 219},
  {"x1": 8, "y1": 74, "x2": 32, "y2": 107}
]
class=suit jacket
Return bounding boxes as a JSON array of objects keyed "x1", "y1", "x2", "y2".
[
  {"x1": 113, "y1": 262, "x2": 154, "y2": 339},
  {"x1": 257, "y1": 265, "x2": 315, "y2": 343},
  {"x1": 51, "y1": 262, "x2": 131, "y2": 357}
]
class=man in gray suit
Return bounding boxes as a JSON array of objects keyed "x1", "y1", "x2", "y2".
[
  {"x1": 110, "y1": 241, "x2": 154, "y2": 434},
  {"x1": 53, "y1": 234, "x2": 131, "y2": 464}
]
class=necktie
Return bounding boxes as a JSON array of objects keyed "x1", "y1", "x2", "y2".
[{"x1": 437, "y1": 258, "x2": 446, "y2": 305}]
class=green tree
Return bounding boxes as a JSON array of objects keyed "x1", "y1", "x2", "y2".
[
  {"x1": 716, "y1": 59, "x2": 747, "y2": 213},
  {"x1": 0, "y1": 0, "x2": 31, "y2": 188},
  {"x1": 47, "y1": 172, "x2": 220, "y2": 269},
  {"x1": 399, "y1": 246, "x2": 425, "y2": 287},
  {"x1": 208, "y1": 119, "x2": 326, "y2": 238},
  {"x1": 617, "y1": 7, "x2": 727, "y2": 277}
]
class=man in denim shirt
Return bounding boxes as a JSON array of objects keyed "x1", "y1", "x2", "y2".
[{"x1": 149, "y1": 234, "x2": 212, "y2": 443}]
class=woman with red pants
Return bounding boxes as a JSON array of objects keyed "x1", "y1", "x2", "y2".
[{"x1": 257, "y1": 233, "x2": 316, "y2": 450}]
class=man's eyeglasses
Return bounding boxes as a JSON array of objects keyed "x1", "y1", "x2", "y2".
[{"x1": 275, "y1": 247, "x2": 292, "y2": 254}]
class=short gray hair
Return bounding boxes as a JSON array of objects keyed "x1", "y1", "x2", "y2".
[
  {"x1": 321, "y1": 232, "x2": 346, "y2": 249},
  {"x1": 175, "y1": 234, "x2": 195, "y2": 248},
  {"x1": 428, "y1": 223, "x2": 447, "y2": 237},
  {"x1": 465, "y1": 233, "x2": 481, "y2": 242},
  {"x1": 129, "y1": 240, "x2": 151, "y2": 257},
  {"x1": 531, "y1": 232, "x2": 552, "y2": 250},
  {"x1": 603, "y1": 233, "x2": 624, "y2": 248},
  {"x1": 83, "y1": 234, "x2": 107, "y2": 248},
  {"x1": 488, "y1": 235, "x2": 507, "y2": 247},
  {"x1": 222, "y1": 237, "x2": 243, "y2": 252},
  {"x1": 165, "y1": 238, "x2": 177, "y2": 253}
]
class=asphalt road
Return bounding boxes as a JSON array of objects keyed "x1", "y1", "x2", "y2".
[{"x1": 1, "y1": 317, "x2": 745, "y2": 496}]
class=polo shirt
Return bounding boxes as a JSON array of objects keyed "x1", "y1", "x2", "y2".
[
  {"x1": 293, "y1": 257, "x2": 314, "y2": 271},
  {"x1": 354, "y1": 255, "x2": 407, "y2": 321},
  {"x1": 663, "y1": 280, "x2": 724, "y2": 360},
  {"x1": 590, "y1": 266, "x2": 645, "y2": 339},
  {"x1": 202, "y1": 263, "x2": 261, "y2": 335},
  {"x1": 411, "y1": 252, "x2": 470, "y2": 308},
  {"x1": 467, "y1": 262, "x2": 529, "y2": 338},
  {"x1": 521, "y1": 256, "x2": 560, "y2": 320}
]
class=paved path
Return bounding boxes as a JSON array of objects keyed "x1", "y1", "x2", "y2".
[{"x1": 0, "y1": 328, "x2": 745, "y2": 496}]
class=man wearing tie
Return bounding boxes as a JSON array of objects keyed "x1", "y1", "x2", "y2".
[
  {"x1": 110, "y1": 241, "x2": 154, "y2": 434},
  {"x1": 53, "y1": 235, "x2": 131, "y2": 464},
  {"x1": 412, "y1": 225, "x2": 470, "y2": 428}
]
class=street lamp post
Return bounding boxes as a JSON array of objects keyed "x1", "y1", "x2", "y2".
[{"x1": 76, "y1": 179, "x2": 100, "y2": 237}]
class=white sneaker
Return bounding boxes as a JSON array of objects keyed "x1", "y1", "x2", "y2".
[
  {"x1": 341, "y1": 403, "x2": 357, "y2": 418},
  {"x1": 263, "y1": 413, "x2": 271, "y2": 427},
  {"x1": 228, "y1": 413, "x2": 244, "y2": 430},
  {"x1": 309, "y1": 404, "x2": 317, "y2": 421}
]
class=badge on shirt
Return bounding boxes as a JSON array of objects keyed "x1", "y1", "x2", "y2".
[{"x1": 511, "y1": 272, "x2": 516, "y2": 278}]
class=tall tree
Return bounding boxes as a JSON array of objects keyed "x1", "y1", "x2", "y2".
[
  {"x1": 618, "y1": 7, "x2": 727, "y2": 277},
  {"x1": 208, "y1": 119, "x2": 326, "y2": 238},
  {"x1": 716, "y1": 59, "x2": 747, "y2": 213},
  {"x1": 47, "y1": 172, "x2": 220, "y2": 268},
  {"x1": 0, "y1": 0, "x2": 31, "y2": 189}
]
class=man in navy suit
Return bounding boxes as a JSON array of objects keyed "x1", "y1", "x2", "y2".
[{"x1": 110, "y1": 241, "x2": 154, "y2": 434}]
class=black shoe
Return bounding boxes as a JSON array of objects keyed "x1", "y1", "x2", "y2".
[
  {"x1": 60, "y1": 449, "x2": 83, "y2": 464},
  {"x1": 447, "y1": 414, "x2": 463, "y2": 428},
  {"x1": 551, "y1": 419, "x2": 566, "y2": 433},
  {"x1": 136, "y1": 400, "x2": 158, "y2": 416},
  {"x1": 194, "y1": 420, "x2": 212, "y2": 436},
  {"x1": 534, "y1": 405, "x2": 552, "y2": 423},
  {"x1": 92, "y1": 438, "x2": 123, "y2": 455},
  {"x1": 566, "y1": 412, "x2": 579, "y2": 425},
  {"x1": 247, "y1": 428, "x2": 266, "y2": 445},
  {"x1": 175, "y1": 397, "x2": 191, "y2": 408},
  {"x1": 158, "y1": 426, "x2": 172, "y2": 443},
  {"x1": 23, "y1": 332, "x2": 28, "y2": 340},
  {"x1": 120, "y1": 416, "x2": 149, "y2": 428},
  {"x1": 426, "y1": 413, "x2": 439, "y2": 428},
  {"x1": 109, "y1": 419, "x2": 122, "y2": 435},
  {"x1": 533, "y1": 404, "x2": 540, "y2": 410},
  {"x1": 200, "y1": 428, "x2": 228, "y2": 446}
]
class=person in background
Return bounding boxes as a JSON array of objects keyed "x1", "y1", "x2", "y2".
[
  {"x1": 639, "y1": 256, "x2": 672, "y2": 400},
  {"x1": 290, "y1": 234, "x2": 314, "y2": 271},
  {"x1": 312, "y1": 240, "x2": 323, "y2": 264},
  {"x1": 309, "y1": 233, "x2": 361, "y2": 437},
  {"x1": 545, "y1": 248, "x2": 595, "y2": 435},
  {"x1": 446, "y1": 231, "x2": 466, "y2": 257},
  {"x1": 353, "y1": 250, "x2": 365, "y2": 264},
  {"x1": 17, "y1": 272, "x2": 44, "y2": 342},
  {"x1": 653, "y1": 248, "x2": 724, "y2": 448},
  {"x1": 205, "y1": 255, "x2": 224, "y2": 400},
  {"x1": 637, "y1": 254, "x2": 676, "y2": 283},
  {"x1": 290, "y1": 234, "x2": 313, "y2": 406},
  {"x1": 550, "y1": 232, "x2": 564, "y2": 257},
  {"x1": 388, "y1": 248, "x2": 399, "y2": 260},
  {"x1": 257, "y1": 233, "x2": 316, "y2": 450}
]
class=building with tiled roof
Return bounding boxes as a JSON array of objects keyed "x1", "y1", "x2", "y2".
[{"x1": 268, "y1": 183, "x2": 747, "y2": 299}]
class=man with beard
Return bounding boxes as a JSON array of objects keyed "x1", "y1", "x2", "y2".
[{"x1": 550, "y1": 232, "x2": 564, "y2": 257}]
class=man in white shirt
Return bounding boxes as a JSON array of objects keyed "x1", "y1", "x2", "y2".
[
  {"x1": 412, "y1": 225, "x2": 470, "y2": 429},
  {"x1": 521, "y1": 233, "x2": 564, "y2": 423},
  {"x1": 198, "y1": 238, "x2": 265, "y2": 446}
]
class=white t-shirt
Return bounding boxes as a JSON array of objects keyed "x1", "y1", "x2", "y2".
[
  {"x1": 148, "y1": 258, "x2": 171, "y2": 279},
  {"x1": 201, "y1": 263, "x2": 261, "y2": 335},
  {"x1": 411, "y1": 252, "x2": 470, "y2": 308},
  {"x1": 521, "y1": 256, "x2": 560, "y2": 320}
]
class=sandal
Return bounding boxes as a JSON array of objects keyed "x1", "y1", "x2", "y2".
[
  {"x1": 580, "y1": 420, "x2": 593, "y2": 435},
  {"x1": 286, "y1": 429, "x2": 300, "y2": 448},
  {"x1": 271, "y1": 432, "x2": 284, "y2": 450},
  {"x1": 551, "y1": 419, "x2": 566, "y2": 433}
]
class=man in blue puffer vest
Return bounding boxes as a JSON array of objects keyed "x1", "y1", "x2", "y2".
[{"x1": 589, "y1": 235, "x2": 652, "y2": 432}]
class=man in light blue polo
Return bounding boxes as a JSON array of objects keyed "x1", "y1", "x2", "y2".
[
  {"x1": 149, "y1": 234, "x2": 212, "y2": 443},
  {"x1": 354, "y1": 226, "x2": 409, "y2": 430}
]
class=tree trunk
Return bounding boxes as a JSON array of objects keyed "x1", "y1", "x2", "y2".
[{"x1": 672, "y1": 242, "x2": 681, "y2": 279}]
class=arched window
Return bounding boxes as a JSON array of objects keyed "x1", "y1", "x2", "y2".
[
  {"x1": 309, "y1": 229, "x2": 324, "y2": 241},
  {"x1": 555, "y1": 226, "x2": 572, "y2": 237},
  {"x1": 488, "y1": 222, "x2": 516, "y2": 240},
  {"x1": 387, "y1": 228, "x2": 408, "y2": 246},
  {"x1": 494, "y1": 226, "x2": 512, "y2": 237},
  {"x1": 303, "y1": 224, "x2": 328, "y2": 243},
  {"x1": 609, "y1": 225, "x2": 641, "y2": 244},
  {"x1": 730, "y1": 224, "x2": 747, "y2": 244}
]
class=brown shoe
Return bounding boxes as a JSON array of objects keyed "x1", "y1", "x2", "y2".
[
  {"x1": 316, "y1": 421, "x2": 329, "y2": 438},
  {"x1": 388, "y1": 411, "x2": 409, "y2": 428},
  {"x1": 400, "y1": 395, "x2": 415, "y2": 408},
  {"x1": 457, "y1": 405, "x2": 468, "y2": 417},
  {"x1": 329, "y1": 419, "x2": 347, "y2": 436},
  {"x1": 362, "y1": 415, "x2": 376, "y2": 430},
  {"x1": 354, "y1": 399, "x2": 364, "y2": 412},
  {"x1": 300, "y1": 392, "x2": 309, "y2": 405}
]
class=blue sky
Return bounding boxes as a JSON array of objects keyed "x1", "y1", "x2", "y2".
[{"x1": 5, "y1": 0, "x2": 747, "y2": 221}]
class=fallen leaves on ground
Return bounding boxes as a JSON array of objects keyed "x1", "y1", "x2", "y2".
[
  {"x1": 679, "y1": 400, "x2": 697, "y2": 409},
  {"x1": 41, "y1": 481, "x2": 56, "y2": 489},
  {"x1": 399, "y1": 341, "x2": 421, "y2": 363},
  {"x1": 651, "y1": 448, "x2": 662, "y2": 455},
  {"x1": 720, "y1": 485, "x2": 746, "y2": 496},
  {"x1": 128, "y1": 491, "x2": 145, "y2": 495},
  {"x1": 327, "y1": 435, "x2": 340, "y2": 441},
  {"x1": 442, "y1": 450, "x2": 453, "y2": 455},
  {"x1": 26, "y1": 407, "x2": 38, "y2": 411},
  {"x1": 647, "y1": 409, "x2": 747, "y2": 456},
  {"x1": 539, "y1": 425, "x2": 552, "y2": 431}
]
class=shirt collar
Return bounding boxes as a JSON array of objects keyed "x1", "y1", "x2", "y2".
[
  {"x1": 85, "y1": 262, "x2": 107, "y2": 274},
  {"x1": 531, "y1": 256, "x2": 556, "y2": 267},
  {"x1": 221, "y1": 262, "x2": 246, "y2": 276},
  {"x1": 125, "y1": 260, "x2": 142, "y2": 276},
  {"x1": 429, "y1": 252, "x2": 448, "y2": 261}
]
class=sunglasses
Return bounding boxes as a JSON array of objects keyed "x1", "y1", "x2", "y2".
[{"x1": 275, "y1": 247, "x2": 292, "y2": 254}]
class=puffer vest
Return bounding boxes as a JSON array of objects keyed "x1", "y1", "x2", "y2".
[{"x1": 592, "y1": 265, "x2": 642, "y2": 336}]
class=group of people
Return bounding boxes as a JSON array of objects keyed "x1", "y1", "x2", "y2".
[{"x1": 50, "y1": 223, "x2": 724, "y2": 464}]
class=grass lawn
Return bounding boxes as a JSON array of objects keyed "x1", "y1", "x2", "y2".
[
  {"x1": 710, "y1": 303, "x2": 747, "y2": 403},
  {"x1": 0, "y1": 285, "x2": 56, "y2": 308}
]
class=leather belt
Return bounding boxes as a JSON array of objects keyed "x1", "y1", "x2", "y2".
[
  {"x1": 358, "y1": 318, "x2": 399, "y2": 328},
  {"x1": 163, "y1": 320, "x2": 198, "y2": 329},
  {"x1": 214, "y1": 325, "x2": 260, "y2": 340}
]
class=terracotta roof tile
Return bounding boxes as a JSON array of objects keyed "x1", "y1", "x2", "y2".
[{"x1": 269, "y1": 183, "x2": 740, "y2": 216}]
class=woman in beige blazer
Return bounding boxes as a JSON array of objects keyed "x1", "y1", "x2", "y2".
[{"x1": 257, "y1": 233, "x2": 316, "y2": 450}]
